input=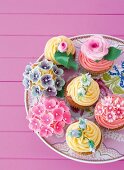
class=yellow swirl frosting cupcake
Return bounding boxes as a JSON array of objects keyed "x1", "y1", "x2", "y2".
[
  {"x1": 66, "y1": 118, "x2": 102, "y2": 154},
  {"x1": 65, "y1": 73, "x2": 100, "y2": 109},
  {"x1": 44, "y1": 36, "x2": 78, "y2": 70}
]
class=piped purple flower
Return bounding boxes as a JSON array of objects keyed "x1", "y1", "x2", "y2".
[
  {"x1": 55, "y1": 77, "x2": 65, "y2": 91},
  {"x1": 41, "y1": 74, "x2": 54, "y2": 88},
  {"x1": 39, "y1": 59, "x2": 53, "y2": 71},
  {"x1": 44, "y1": 86, "x2": 57, "y2": 97},
  {"x1": 52, "y1": 65, "x2": 64, "y2": 76}
]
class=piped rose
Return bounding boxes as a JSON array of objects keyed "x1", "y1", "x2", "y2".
[
  {"x1": 81, "y1": 35, "x2": 121, "y2": 62},
  {"x1": 58, "y1": 42, "x2": 67, "y2": 53}
]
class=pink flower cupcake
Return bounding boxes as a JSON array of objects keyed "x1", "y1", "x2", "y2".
[
  {"x1": 27, "y1": 97, "x2": 71, "y2": 138},
  {"x1": 78, "y1": 35, "x2": 121, "y2": 75},
  {"x1": 94, "y1": 95, "x2": 124, "y2": 130}
]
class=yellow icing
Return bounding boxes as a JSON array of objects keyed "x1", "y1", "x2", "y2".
[
  {"x1": 44, "y1": 36, "x2": 75, "y2": 64},
  {"x1": 67, "y1": 76, "x2": 100, "y2": 106},
  {"x1": 66, "y1": 121, "x2": 101, "y2": 153}
]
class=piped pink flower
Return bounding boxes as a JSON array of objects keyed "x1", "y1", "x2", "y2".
[
  {"x1": 105, "y1": 112, "x2": 116, "y2": 122},
  {"x1": 32, "y1": 103, "x2": 45, "y2": 116},
  {"x1": 115, "y1": 108, "x2": 124, "y2": 119},
  {"x1": 81, "y1": 35, "x2": 109, "y2": 61},
  {"x1": 52, "y1": 108, "x2": 64, "y2": 121},
  {"x1": 58, "y1": 42, "x2": 67, "y2": 53},
  {"x1": 44, "y1": 98, "x2": 57, "y2": 110},
  {"x1": 29, "y1": 118, "x2": 41, "y2": 131},
  {"x1": 59, "y1": 101, "x2": 69, "y2": 111},
  {"x1": 101, "y1": 96, "x2": 112, "y2": 107},
  {"x1": 41, "y1": 113, "x2": 54, "y2": 125},
  {"x1": 63, "y1": 112, "x2": 71, "y2": 124},
  {"x1": 40, "y1": 125, "x2": 54, "y2": 138},
  {"x1": 54, "y1": 121, "x2": 65, "y2": 135}
]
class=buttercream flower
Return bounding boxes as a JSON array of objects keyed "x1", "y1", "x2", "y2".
[
  {"x1": 115, "y1": 108, "x2": 124, "y2": 119},
  {"x1": 39, "y1": 59, "x2": 53, "y2": 71},
  {"x1": 44, "y1": 86, "x2": 57, "y2": 96},
  {"x1": 41, "y1": 74, "x2": 54, "y2": 88},
  {"x1": 63, "y1": 112, "x2": 71, "y2": 124},
  {"x1": 105, "y1": 112, "x2": 116, "y2": 122},
  {"x1": 29, "y1": 118, "x2": 41, "y2": 132},
  {"x1": 30, "y1": 69, "x2": 40, "y2": 82},
  {"x1": 70, "y1": 129, "x2": 82, "y2": 138},
  {"x1": 77, "y1": 88, "x2": 86, "y2": 97},
  {"x1": 81, "y1": 73, "x2": 91, "y2": 86},
  {"x1": 32, "y1": 103, "x2": 45, "y2": 116},
  {"x1": 23, "y1": 77, "x2": 30, "y2": 89},
  {"x1": 59, "y1": 101, "x2": 69, "y2": 112},
  {"x1": 58, "y1": 41, "x2": 67, "y2": 53},
  {"x1": 32, "y1": 85, "x2": 42, "y2": 97},
  {"x1": 23, "y1": 64, "x2": 32, "y2": 77},
  {"x1": 101, "y1": 96, "x2": 112, "y2": 107},
  {"x1": 52, "y1": 108, "x2": 64, "y2": 121},
  {"x1": 41, "y1": 113, "x2": 54, "y2": 125},
  {"x1": 40, "y1": 125, "x2": 54, "y2": 138},
  {"x1": 44, "y1": 98, "x2": 57, "y2": 110},
  {"x1": 52, "y1": 65, "x2": 64, "y2": 76},
  {"x1": 55, "y1": 77, "x2": 65, "y2": 91},
  {"x1": 54, "y1": 121, "x2": 65, "y2": 135},
  {"x1": 81, "y1": 35, "x2": 109, "y2": 61}
]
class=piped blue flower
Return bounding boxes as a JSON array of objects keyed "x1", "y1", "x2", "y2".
[
  {"x1": 23, "y1": 64, "x2": 32, "y2": 77},
  {"x1": 55, "y1": 77, "x2": 65, "y2": 91},
  {"x1": 30, "y1": 69, "x2": 40, "y2": 82},
  {"x1": 32, "y1": 86, "x2": 42, "y2": 97},
  {"x1": 38, "y1": 59, "x2": 53, "y2": 71},
  {"x1": 22, "y1": 77, "x2": 30, "y2": 89},
  {"x1": 41, "y1": 74, "x2": 54, "y2": 88}
]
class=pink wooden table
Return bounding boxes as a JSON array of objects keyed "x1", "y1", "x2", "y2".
[{"x1": 0, "y1": 0, "x2": 124, "y2": 169}]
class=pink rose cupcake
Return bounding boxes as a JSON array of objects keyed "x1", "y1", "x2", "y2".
[
  {"x1": 78, "y1": 35, "x2": 121, "y2": 75},
  {"x1": 94, "y1": 95, "x2": 124, "y2": 130}
]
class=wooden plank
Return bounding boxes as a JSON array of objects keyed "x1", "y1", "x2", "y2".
[
  {"x1": 0, "y1": 35, "x2": 124, "y2": 59},
  {"x1": 0, "y1": 107, "x2": 29, "y2": 131},
  {"x1": 0, "y1": 132, "x2": 63, "y2": 159},
  {"x1": 0, "y1": 15, "x2": 124, "y2": 35},
  {"x1": 0, "y1": 82, "x2": 24, "y2": 105},
  {"x1": 0, "y1": 0, "x2": 124, "y2": 14},
  {"x1": 0, "y1": 159, "x2": 123, "y2": 170}
]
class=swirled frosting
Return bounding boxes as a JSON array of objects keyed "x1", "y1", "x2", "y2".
[
  {"x1": 95, "y1": 95, "x2": 124, "y2": 129},
  {"x1": 66, "y1": 76, "x2": 100, "y2": 106},
  {"x1": 44, "y1": 36, "x2": 75, "y2": 64},
  {"x1": 79, "y1": 52, "x2": 114, "y2": 73},
  {"x1": 66, "y1": 121, "x2": 101, "y2": 153}
]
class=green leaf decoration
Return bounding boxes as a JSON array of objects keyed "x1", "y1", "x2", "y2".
[
  {"x1": 112, "y1": 85, "x2": 124, "y2": 94},
  {"x1": 88, "y1": 140, "x2": 95, "y2": 148},
  {"x1": 57, "y1": 86, "x2": 65, "y2": 98},
  {"x1": 104, "y1": 47, "x2": 121, "y2": 61},
  {"x1": 102, "y1": 73, "x2": 111, "y2": 81},
  {"x1": 54, "y1": 51, "x2": 78, "y2": 71}
]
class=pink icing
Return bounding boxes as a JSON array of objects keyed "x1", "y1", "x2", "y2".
[
  {"x1": 79, "y1": 52, "x2": 114, "y2": 72},
  {"x1": 81, "y1": 35, "x2": 109, "y2": 61},
  {"x1": 95, "y1": 95, "x2": 124, "y2": 129},
  {"x1": 27, "y1": 97, "x2": 71, "y2": 137}
]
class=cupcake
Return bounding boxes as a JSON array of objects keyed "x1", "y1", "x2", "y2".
[
  {"x1": 27, "y1": 97, "x2": 72, "y2": 138},
  {"x1": 44, "y1": 36, "x2": 78, "y2": 70},
  {"x1": 66, "y1": 118, "x2": 102, "y2": 154},
  {"x1": 65, "y1": 73, "x2": 100, "y2": 109},
  {"x1": 22, "y1": 59, "x2": 65, "y2": 97},
  {"x1": 95, "y1": 95, "x2": 124, "y2": 130},
  {"x1": 79, "y1": 35, "x2": 121, "y2": 75}
]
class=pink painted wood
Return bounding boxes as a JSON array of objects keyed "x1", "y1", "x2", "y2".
[{"x1": 0, "y1": 0, "x2": 124, "y2": 169}]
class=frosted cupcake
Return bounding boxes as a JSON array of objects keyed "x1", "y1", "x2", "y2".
[
  {"x1": 95, "y1": 95, "x2": 124, "y2": 130},
  {"x1": 66, "y1": 118, "x2": 102, "y2": 154},
  {"x1": 65, "y1": 73, "x2": 100, "y2": 109},
  {"x1": 22, "y1": 59, "x2": 65, "y2": 97},
  {"x1": 44, "y1": 36, "x2": 78, "y2": 70},
  {"x1": 79, "y1": 35, "x2": 121, "y2": 75}
]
